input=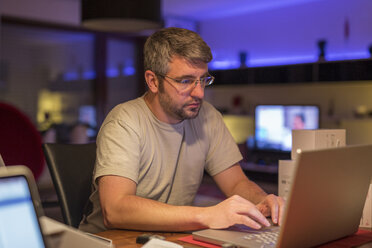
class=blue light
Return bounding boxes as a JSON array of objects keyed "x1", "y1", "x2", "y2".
[
  {"x1": 326, "y1": 51, "x2": 370, "y2": 61},
  {"x1": 62, "y1": 67, "x2": 138, "y2": 81},
  {"x1": 106, "y1": 68, "x2": 119, "y2": 78},
  {"x1": 83, "y1": 70, "x2": 96, "y2": 80},
  {"x1": 63, "y1": 72, "x2": 79, "y2": 81},
  {"x1": 210, "y1": 60, "x2": 240, "y2": 70},
  {"x1": 210, "y1": 56, "x2": 316, "y2": 70},
  {"x1": 249, "y1": 55, "x2": 316, "y2": 67},
  {"x1": 210, "y1": 51, "x2": 371, "y2": 70},
  {"x1": 163, "y1": 0, "x2": 323, "y2": 21},
  {"x1": 123, "y1": 66, "x2": 136, "y2": 76}
]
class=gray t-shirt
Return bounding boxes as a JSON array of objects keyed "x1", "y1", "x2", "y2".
[{"x1": 79, "y1": 96, "x2": 242, "y2": 233}]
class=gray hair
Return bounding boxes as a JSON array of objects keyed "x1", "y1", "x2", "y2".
[{"x1": 144, "y1": 27, "x2": 213, "y2": 75}]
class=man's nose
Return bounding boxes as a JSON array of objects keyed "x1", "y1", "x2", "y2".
[{"x1": 189, "y1": 81, "x2": 205, "y2": 99}]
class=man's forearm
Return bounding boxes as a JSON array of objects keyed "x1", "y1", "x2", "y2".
[
  {"x1": 102, "y1": 194, "x2": 208, "y2": 231},
  {"x1": 213, "y1": 164, "x2": 268, "y2": 204},
  {"x1": 102, "y1": 194, "x2": 272, "y2": 231},
  {"x1": 229, "y1": 178, "x2": 268, "y2": 204},
  {"x1": 98, "y1": 172, "x2": 275, "y2": 231}
]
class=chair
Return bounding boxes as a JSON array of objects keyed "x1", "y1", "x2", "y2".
[
  {"x1": 0, "y1": 102, "x2": 45, "y2": 179},
  {"x1": 42, "y1": 142, "x2": 96, "y2": 228}
]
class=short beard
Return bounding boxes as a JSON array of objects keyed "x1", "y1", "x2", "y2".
[{"x1": 158, "y1": 81, "x2": 202, "y2": 121}]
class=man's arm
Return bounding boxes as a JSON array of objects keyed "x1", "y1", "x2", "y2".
[
  {"x1": 99, "y1": 175, "x2": 271, "y2": 231},
  {"x1": 213, "y1": 163, "x2": 285, "y2": 225}
]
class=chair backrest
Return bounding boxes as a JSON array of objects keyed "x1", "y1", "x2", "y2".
[
  {"x1": 0, "y1": 102, "x2": 44, "y2": 179},
  {"x1": 42, "y1": 142, "x2": 96, "y2": 228}
]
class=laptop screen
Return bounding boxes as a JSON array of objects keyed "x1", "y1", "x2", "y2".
[{"x1": 0, "y1": 175, "x2": 46, "y2": 248}]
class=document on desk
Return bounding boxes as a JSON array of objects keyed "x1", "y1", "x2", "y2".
[{"x1": 142, "y1": 238, "x2": 183, "y2": 248}]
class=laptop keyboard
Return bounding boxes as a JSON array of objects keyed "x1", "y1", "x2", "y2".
[{"x1": 242, "y1": 229, "x2": 279, "y2": 247}]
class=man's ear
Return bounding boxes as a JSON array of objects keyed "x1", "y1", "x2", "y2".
[{"x1": 145, "y1": 70, "x2": 159, "y2": 93}]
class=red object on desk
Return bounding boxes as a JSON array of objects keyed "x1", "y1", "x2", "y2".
[
  {"x1": 179, "y1": 229, "x2": 372, "y2": 248},
  {"x1": 318, "y1": 229, "x2": 372, "y2": 248},
  {"x1": 178, "y1": 235, "x2": 220, "y2": 248}
]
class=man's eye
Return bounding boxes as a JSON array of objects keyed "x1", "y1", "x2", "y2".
[
  {"x1": 179, "y1": 79, "x2": 193, "y2": 84},
  {"x1": 200, "y1": 77, "x2": 209, "y2": 83}
]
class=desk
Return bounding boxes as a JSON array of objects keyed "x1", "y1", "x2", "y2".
[
  {"x1": 96, "y1": 229, "x2": 372, "y2": 248},
  {"x1": 96, "y1": 230, "x2": 197, "y2": 248}
]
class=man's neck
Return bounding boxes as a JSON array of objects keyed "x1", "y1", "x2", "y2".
[{"x1": 143, "y1": 92, "x2": 182, "y2": 124}]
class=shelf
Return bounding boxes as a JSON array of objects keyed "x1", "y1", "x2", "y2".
[{"x1": 211, "y1": 59, "x2": 372, "y2": 85}]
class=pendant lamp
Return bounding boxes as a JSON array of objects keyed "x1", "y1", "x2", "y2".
[{"x1": 81, "y1": 0, "x2": 162, "y2": 33}]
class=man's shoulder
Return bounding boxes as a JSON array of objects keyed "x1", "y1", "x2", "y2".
[
  {"x1": 111, "y1": 97, "x2": 144, "y2": 115},
  {"x1": 199, "y1": 101, "x2": 222, "y2": 120},
  {"x1": 104, "y1": 97, "x2": 146, "y2": 124}
]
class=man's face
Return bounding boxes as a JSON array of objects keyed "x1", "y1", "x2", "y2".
[
  {"x1": 157, "y1": 56, "x2": 208, "y2": 123},
  {"x1": 292, "y1": 115, "x2": 305, "y2": 129}
]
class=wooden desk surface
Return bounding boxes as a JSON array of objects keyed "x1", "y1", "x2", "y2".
[
  {"x1": 96, "y1": 229, "x2": 372, "y2": 248},
  {"x1": 96, "y1": 229, "x2": 199, "y2": 248}
]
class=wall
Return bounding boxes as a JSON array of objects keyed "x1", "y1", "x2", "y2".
[
  {"x1": 2, "y1": 0, "x2": 372, "y2": 144},
  {"x1": 106, "y1": 39, "x2": 139, "y2": 112},
  {"x1": 200, "y1": 0, "x2": 372, "y2": 68},
  {"x1": 198, "y1": 0, "x2": 372, "y2": 144},
  {"x1": 0, "y1": 0, "x2": 81, "y2": 125},
  {"x1": 0, "y1": 25, "x2": 94, "y2": 125},
  {"x1": 1, "y1": 0, "x2": 80, "y2": 25},
  {"x1": 2, "y1": 0, "x2": 372, "y2": 68},
  {"x1": 0, "y1": 24, "x2": 139, "y2": 127},
  {"x1": 206, "y1": 81, "x2": 372, "y2": 120},
  {"x1": 0, "y1": 25, "x2": 50, "y2": 121},
  {"x1": 205, "y1": 81, "x2": 372, "y2": 144}
]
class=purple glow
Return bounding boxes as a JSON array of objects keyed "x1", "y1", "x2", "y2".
[
  {"x1": 63, "y1": 72, "x2": 79, "y2": 81},
  {"x1": 209, "y1": 50, "x2": 370, "y2": 70},
  {"x1": 106, "y1": 68, "x2": 119, "y2": 78},
  {"x1": 123, "y1": 67, "x2": 136, "y2": 76},
  {"x1": 83, "y1": 70, "x2": 96, "y2": 80}
]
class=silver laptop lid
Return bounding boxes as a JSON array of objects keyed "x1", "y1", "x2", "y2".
[
  {"x1": 277, "y1": 144, "x2": 372, "y2": 247},
  {"x1": 0, "y1": 154, "x2": 5, "y2": 167},
  {"x1": 193, "y1": 144, "x2": 372, "y2": 248},
  {"x1": 0, "y1": 165, "x2": 48, "y2": 248}
]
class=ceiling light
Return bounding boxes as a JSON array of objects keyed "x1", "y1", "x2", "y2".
[{"x1": 81, "y1": 0, "x2": 163, "y2": 33}]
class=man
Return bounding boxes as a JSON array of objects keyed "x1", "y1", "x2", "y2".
[
  {"x1": 79, "y1": 27, "x2": 284, "y2": 233},
  {"x1": 292, "y1": 114, "x2": 305, "y2": 130}
]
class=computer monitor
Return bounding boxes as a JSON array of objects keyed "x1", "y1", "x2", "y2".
[
  {"x1": 254, "y1": 105, "x2": 320, "y2": 152},
  {"x1": 0, "y1": 166, "x2": 48, "y2": 248},
  {"x1": 78, "y1": 105, "x2": 97, "y2": 138}
]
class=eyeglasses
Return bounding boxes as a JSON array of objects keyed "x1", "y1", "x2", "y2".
[{"x1": 156, "y1": 73, "x2": 214, "y2": 92}]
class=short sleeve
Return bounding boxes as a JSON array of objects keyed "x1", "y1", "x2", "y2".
[
  {"x1": 94, "y1": 118, "x2": 141, "y2": 184},
  {"x1": 204, "y1": 105, "x2": 243, "y2": 176}
]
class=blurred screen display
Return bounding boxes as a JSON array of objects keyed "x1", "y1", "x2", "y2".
[{"x1": 255, "y1": 105, "x2": 319, "y2": 151}]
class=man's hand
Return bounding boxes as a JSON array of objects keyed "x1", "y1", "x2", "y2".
[
  {"x1": 256, "y1": 194, "x2": 285, "y2": 225},
  {"x1": 201, "y1": 195, "x2": 271, "y2": 230}
]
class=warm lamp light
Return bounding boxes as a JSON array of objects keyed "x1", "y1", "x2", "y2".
[{"x1": 81, "y1": 0, "x2": 163, "y2": 33}]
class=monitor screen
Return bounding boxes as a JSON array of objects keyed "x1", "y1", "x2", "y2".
[
  {"x1": 254, "y1": 105, "x2": 320, "y2": 152},
  {"x1": 0, "y1": 175, "x2": 46, "y2": 248},
  {"x1": 79, "y1": 105, "x2": 97, "y2": 138}
]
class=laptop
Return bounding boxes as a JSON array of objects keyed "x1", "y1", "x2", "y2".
[
  {"x1": 193, "y1": 144, "x2": 372, "y2": 248},
  {"x1": 0, "y1": 165, "x2": 49, "y2": 248}
]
